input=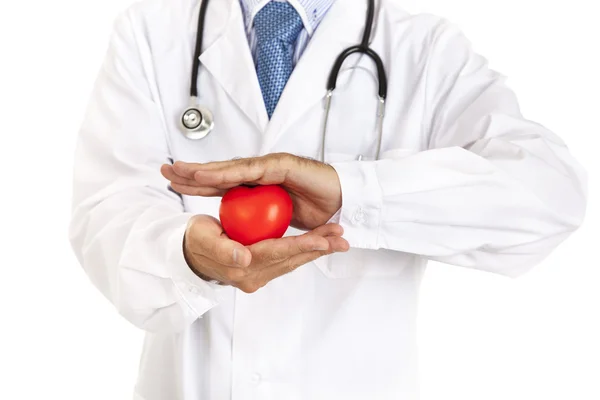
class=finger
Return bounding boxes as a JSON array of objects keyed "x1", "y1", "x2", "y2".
[
  {"x1": 258, "y1": 249, "x2": 330, "y2": 282},
  {"x1": 181, "y1": 159, "x2": 238, "y2": 172},
  {"x1": 203, "y1": 237, "x2": 252, "y2": 268},
  {"x1": 252, "y1": 236, "x2": 348, "y2": 287},
  {"x1": 172, "y1": 161, "x2": 205, "y2": 179},
  {"x1": 188, "y1": 220, "x2": 252, "y2": 267},
  {"x1": 249, "y1": 233, "x2": 330, "y2": 267},
  {"x1": 193, "y1": 162, "x2": 268, "y2": 188},
  {"x1": 161, "y1": 164, "x2": 201, "y2": 187},
  {"x1": 172, "y1": 159, "x2": 245, "y2": 179},
  {"x1": 310, "y1": 223, "x2": 344, "y2": 238},
  {"x1": 170, "y1": 182, "x2": 226, "y2": 197},
  {"x1": 325, "y1": 235, "x2": 350, "y2": 253},
  {"x1": 193, "y1": 155, "x2": 290, "y2": 188}
]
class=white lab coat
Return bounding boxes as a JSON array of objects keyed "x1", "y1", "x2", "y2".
[{"x1": 69, "y1": 0, "x2": 587, "y2": 398}]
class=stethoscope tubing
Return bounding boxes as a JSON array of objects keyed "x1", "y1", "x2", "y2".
[{"x1": 190, "y1": 0, "x2": 211, "y2": 98}]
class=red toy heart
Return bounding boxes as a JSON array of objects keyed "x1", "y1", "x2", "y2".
[{"x1": 219, "y1": 185, "x2": 293, "y2": 246}]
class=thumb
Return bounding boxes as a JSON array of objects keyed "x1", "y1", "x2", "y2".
[{"x1": 187, "y1": 215, "x2": 252, "y2": 267}]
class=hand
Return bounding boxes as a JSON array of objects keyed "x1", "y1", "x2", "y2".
[
  {"x1": 184, "y1": 215, "x2": 349, "y2": 293},
  {"x1": 162, "y1": 153, "x2": 342, "y2": 230}
]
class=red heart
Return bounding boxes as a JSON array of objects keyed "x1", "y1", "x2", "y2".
[{"x1": 219, "y1": 185, "x2": 293, "y2": 246}]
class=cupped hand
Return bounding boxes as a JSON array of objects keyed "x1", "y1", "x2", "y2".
[
  {"x1": 184, "y1": 215, "x2": 349, "y2": 293},
  {"x1": 162, "y1": 153, "x2": 342, "y2": 230}
]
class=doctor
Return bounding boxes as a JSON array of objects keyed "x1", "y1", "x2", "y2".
[{"x1": 70, "y1": 0, "x2": 587, "y2": 399}]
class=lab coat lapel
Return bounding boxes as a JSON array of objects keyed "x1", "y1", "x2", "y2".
[
  {"x1": 199, "y1": 0, "x2": 269, "y2": 133},
  {"x1": 261, "y1": 0, "x2": 368, "y2": 152}
]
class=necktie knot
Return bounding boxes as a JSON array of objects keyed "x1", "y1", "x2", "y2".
[{"x1": 254, "y1": 2, "x2": 304, "y2": 45}]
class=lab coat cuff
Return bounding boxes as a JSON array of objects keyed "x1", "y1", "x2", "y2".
[
  {"x1": 168, "y1": 216, "x2": 224, "y2": 317},
  {"x1": 327, "y1": 208, "x2": 342, "y2": 224},
  {"x1": 330, "y1": 161, "x2": 383, "y2": 249}
]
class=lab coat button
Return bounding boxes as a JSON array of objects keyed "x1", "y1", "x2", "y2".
[
  {"x1": 352, "y1": 208, "x2": 366, "y2": 224},
  {"x1": 249, "y1": 373, "x2": 262, "y2": 386},
  {"x1": 188, "y1": 286, "x2": 200, "y2": 294}
]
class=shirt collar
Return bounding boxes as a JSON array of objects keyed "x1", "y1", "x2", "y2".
[{"x1": 239, "y1": 0, "x2": 335, "y2": 36}]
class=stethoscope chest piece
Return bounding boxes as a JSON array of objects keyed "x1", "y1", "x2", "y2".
[{"x1": 180, "y1": 104, "x2": 214, "y2": 140}]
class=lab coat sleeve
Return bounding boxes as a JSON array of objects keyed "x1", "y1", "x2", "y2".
[
  {"x1": 69, "y1": 12, "x2": 222, "y2": 333},
  {"x1": 331, "y1": 21, "x2": 587, "y2": 277}
]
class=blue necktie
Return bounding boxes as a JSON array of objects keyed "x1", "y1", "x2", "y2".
[{"x1": 254, "y1": 2, "x2": 304, "y2": 118}]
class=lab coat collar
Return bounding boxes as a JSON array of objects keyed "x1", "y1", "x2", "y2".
[
  {"x1": 261, "y1": 0, "x2": 369, "y2": 152},
  {"x1": 197, "y1": 0, "x2": 368, "y2": 144},
  {"x1": 199, "y1": 0, "x2": 270, "y2": 132}
]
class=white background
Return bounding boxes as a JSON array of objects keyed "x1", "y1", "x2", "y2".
[{"x1": 0, "y1": 0, "x2": 598, "y2": 399}]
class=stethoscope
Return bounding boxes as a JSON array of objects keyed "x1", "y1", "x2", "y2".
[{"x1": 180, "y1": 0, "x2": 387, "y2": 161}]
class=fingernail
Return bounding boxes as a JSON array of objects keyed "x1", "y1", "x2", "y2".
[
  {"x1": 313, "y1": 244, "x2": 329, "y2": 251},
  {"x1": 233, "y1": 249, "x2": 240, "y2": 264}
]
